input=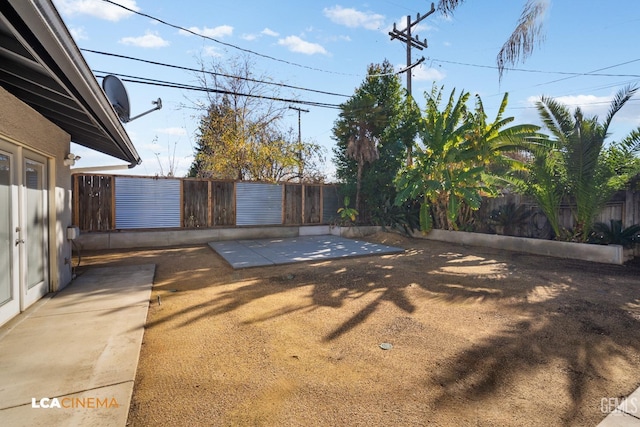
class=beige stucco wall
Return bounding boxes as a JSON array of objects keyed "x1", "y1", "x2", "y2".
[{"x1": 0, "y1": 86, "x2": 73, "y2": 292}]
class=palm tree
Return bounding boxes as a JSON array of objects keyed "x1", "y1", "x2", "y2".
[
  {"x1": 437, "y1": 0, "x2": 549, "y2": 78},
  {"x1": 393, "y1": 94, "x2": 421, "y2": 167},
  {"x1": 341, "y1": 93, "x2": 383, "y2": 216},
  {"x1": 333, "y1": 60, "x2": 406, "y2": 223},
  {"x1": 518, "y1": 136, "x2": 565, "y2": 238},
  {"x1": 533, "y1": 85, "x2": 640, "y2": 241},
  {"x1": 591, "y1": 220, "x2": 640, "y2": 248}
]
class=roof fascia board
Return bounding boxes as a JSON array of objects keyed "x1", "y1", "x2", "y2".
[{"x1": 6, "y1": 0, "x2": 141, "y2": 165}]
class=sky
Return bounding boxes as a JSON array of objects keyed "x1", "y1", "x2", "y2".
[{"x1": 52, "y1": 0, "x2": 640, "y2": 180}]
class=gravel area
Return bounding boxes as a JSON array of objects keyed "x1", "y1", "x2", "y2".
[{"x1": 78, "y1": 232, "x2": 640, "y2": 426}]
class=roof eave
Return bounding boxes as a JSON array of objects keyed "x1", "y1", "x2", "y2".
[{"x1": 7, "y1": 0, "x2": 141, "y2": 166}]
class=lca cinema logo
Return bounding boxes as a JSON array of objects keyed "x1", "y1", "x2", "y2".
[{"x1": 31, "y1": 397, "x2": 119, "y2": 409}]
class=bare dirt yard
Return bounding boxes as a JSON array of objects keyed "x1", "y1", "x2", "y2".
[{"x1": 79, "y1": 232, "x2": 640, "y2": 426}]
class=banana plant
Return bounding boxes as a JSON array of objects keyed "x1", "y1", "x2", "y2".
[{"x1": 395, "y1": 85, "x2": 537, "y2": 233}]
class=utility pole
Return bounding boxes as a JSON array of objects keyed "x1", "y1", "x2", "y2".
[
  {"x1": 388, "y1": 2, "x2": 435, "y2": 96},
  {"x1": 289, "y1": 106, "x2": 309, "y2": 181},
  {"x1": 389, "y1": 2, "x2": 435, "y2": 167}
]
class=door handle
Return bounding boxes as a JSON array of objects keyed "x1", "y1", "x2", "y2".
[{"x1": 15, "y1": 239, "x2": 24, "y2": 246}]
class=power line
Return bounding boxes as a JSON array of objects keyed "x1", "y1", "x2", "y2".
[
  {"x1": 533, "y1": 58, "x2": 640, "y2": 87},
  {"x1": 429, "y1": 56, "x2": 640, "y2": 78},
  {"x1": 93, "y1": 72, "x2": 342, "y2": 110},
  {"x1": 82, "y1": 48, "x2": 350, "y2": 98},
  {"x1": 100, "y1": 0, "x2": 352, "y2": 76},
  {"x1": 507, "y1": 98, "x2": 640, "y2": 111}
]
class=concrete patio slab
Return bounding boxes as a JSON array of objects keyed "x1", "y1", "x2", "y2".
[
  {"x1": 597, "y1": 411, "x2": 640, "y2": 427},
  {"x1": 208, "y1": 235, "x2": 404, "y2": 269},
  {"x1": 0, "y1": 264, "x2": 155, "y2": 427},
  {"x1": 598, "y1": 385, "x2": 640, "y2": 426}
]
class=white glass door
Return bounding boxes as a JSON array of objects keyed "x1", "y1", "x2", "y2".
[
  {"x1": 0, "y1": 143, "x2": 20, "y2": 326},
  {"x1": 0, "y1": 141, "x2": 49, "y2": 325},
  {"x1": 21, "y1": 153, "x2": 48, "y2": 308}
]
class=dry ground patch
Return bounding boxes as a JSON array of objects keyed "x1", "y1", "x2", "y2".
[{"x1": 78, "y1": 232, "x2": 640, "y2": 426}]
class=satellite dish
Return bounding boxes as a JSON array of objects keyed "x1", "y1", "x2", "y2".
[{"x1": 102, "y1": 75, "x2": 162, "y2": 123}]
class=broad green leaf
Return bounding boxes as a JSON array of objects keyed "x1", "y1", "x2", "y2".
[
  {"x1": 447, "y1": 196, "x2": 459, "y2": 223},
  {"x1": 420, "y1": 202, "x2": 433, "y2": 233}
]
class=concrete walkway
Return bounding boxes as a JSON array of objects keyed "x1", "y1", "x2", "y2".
[
  {"x1": 0, "y1": 264, "x2": 154, "y2": 427},
  {"x1": 209, "y1": 235, "x2": 404, "y2": 269}
]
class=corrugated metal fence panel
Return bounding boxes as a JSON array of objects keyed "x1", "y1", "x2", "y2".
[
  {"x1": 236, "y1": 182, "x2": 282, "y2": 226},
  {"x1": 322, "y1": 185, "x2": 341, "y2": 224},
  {"x1": 115, "y1": 177, "x2": 181, "y2": 229}
]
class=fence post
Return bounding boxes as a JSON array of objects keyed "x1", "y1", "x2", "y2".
[
  {"x1": 111, "y1": 176, "x2": 116, "y2": 230},
  {"x1": 320, "y1": 185, "x2": 324, "y2": 224},
  {"x1": 624, "y1": 189, "x2": 631, "y2": 227},
  {"x1": 72, "y1": 174, "x2": 79, "y2": 227},
  {"x1": 207, "y1": 180, "x2": 212, "y2": 227},
  {"x1": 301, "y1": 184, "x2": 305, "y2": 224}
]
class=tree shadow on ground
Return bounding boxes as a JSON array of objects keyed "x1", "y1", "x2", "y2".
[
  {"x1": 82, "y1": 239, "x2": 640, "y2": 423},
  {"x1": 430, "y1": 299, "x2": 640, "y2": 422},
  {"x1": 414, "y1": 251, "x2": 640, "y2": 422}
]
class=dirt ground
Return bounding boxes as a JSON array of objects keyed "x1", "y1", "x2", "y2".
[{"x1": 78, "y1": 232, "x2": 640, "y2": 426}]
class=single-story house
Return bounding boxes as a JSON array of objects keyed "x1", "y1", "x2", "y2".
[{"x1": 0, "y1": 0, "x2": 140, "y2": 326}]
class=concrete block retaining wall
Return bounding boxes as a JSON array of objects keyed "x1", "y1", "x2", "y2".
[
  {"x1": 76, "y1": 225, "x2": 632, "y2": 265},
  {"x1": 76, "y1": 225, "x2": 385, "y2": 251},
  {"x1": 416, "y1": 229, "x2": 632, "y2": 265},
  {"x1": 77, "y1": 227, "x2": 302, "y2": 250}
]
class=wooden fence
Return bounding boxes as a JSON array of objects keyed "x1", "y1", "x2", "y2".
[
  {"x1": 480, "y1": 189, "x2": 640, "y2": 238},
  {"x1": 182, "y1": 180, "x2": 235, "y2": 227},
  {"x1": 73, "y1": 174, "x2": 339, "y2": 232},
  {"x1": 73, "y1": 175, "x2": 113, "y2": 231},
  {"x1": 73, "y1": 174, "x2": 640, "y2": 236}
]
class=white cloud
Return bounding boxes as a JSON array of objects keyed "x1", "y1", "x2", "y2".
[
  {"x1": 526, "y1": 94, "x2": 610, "y2": 117},
  {"x1": 278, "y1": 36, "x2": 328, "y2": 55},
  {"x1": 525, "y1": 92, "x2": 640, "y2": 131},
  {"x1": 414, "y1": 22, "x2": 435, "y2": 34},
  {"x1": 323, "y1": 6, "x2": 385, "y2": 30},
  {"x1": 554, "y1": 94, "x2": 611, "y2": 114},
  {"x1": 179, "y1": 25, "x2": 233, "y2": 38},
  {"x1": 517, "y1": 94, "x2": 640, "y2": 144},
  {"x1": 119, "y1": 31, "x2": 169, "y2": 48},
  {"x1": 156, "y1": 127, "x2": 187, "y2": 136},
  {"x1": 242, "y1": 28, "x2": 279, "y2": 42},
  {"x1": 262, "y1": 28, "x2": 279, "y2": 37},
  {"x1": 408, "y1": 64, "x2": 446, "y2": 82},
  {"x1": 324, "y1": 34, "x2": 352, "y2": 43},
  {"x1": 202, "y1": 46, "x2": 223, "y2": 57},
  {"x1": 69, "y1": 26, "x2": 88, "y2": 41},
  {"x1": 392, "y1": 18, "x2": 434, "y2": 35},
  {"x1": 142, "y1": 142, "x2": 162, "y2": 151},
  {"x1": 53, "y1": 0, "x2": 139, "y2": 22}
]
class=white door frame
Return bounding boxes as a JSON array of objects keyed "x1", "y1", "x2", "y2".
[
  {"x1": 0, "y1": 141, "x2": 21, "y2": 325},
  {"x1": 21, "y1": 150, "x2": 49, "y2": 309},
  {"x1": 0, "y1": 139, "x2": 50, "y2": 324}
]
